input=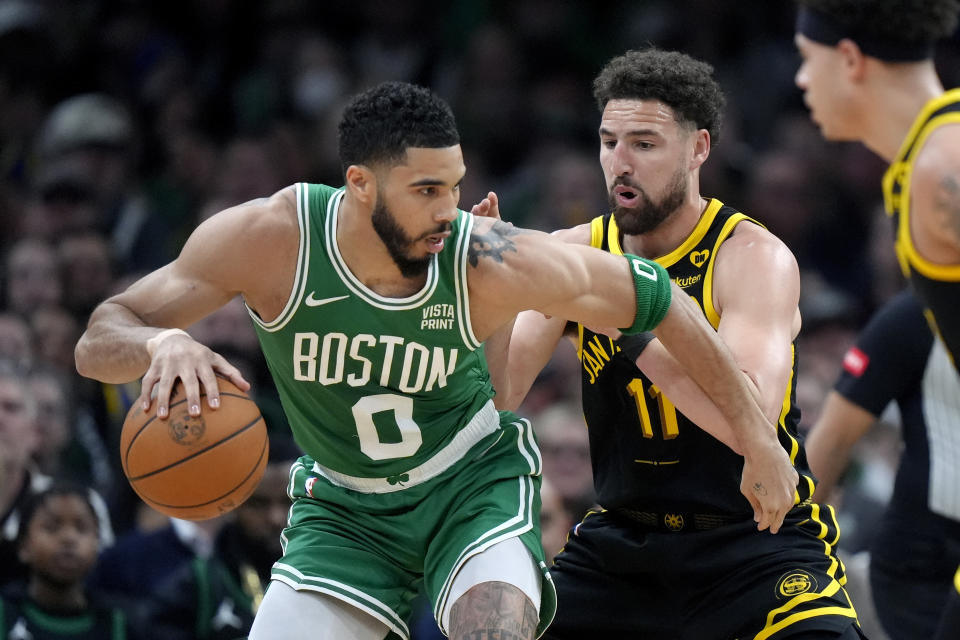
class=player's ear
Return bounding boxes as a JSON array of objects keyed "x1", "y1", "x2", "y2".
[
  {"x1": 836, "y1": 38, "x2": 867, "y2": 83},
  {"x1": 345, "y1": 164, "x2": 377, "y2": 206},
  {"x1": 689, "y1": 129, "x2": 710, "y2": 171}
]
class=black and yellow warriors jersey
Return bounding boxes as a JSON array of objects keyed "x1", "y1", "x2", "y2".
[
  {"x1": 579, "y1": 199, "x2": 814, "y2": 515},
  {"x1": 883, "y1": 88, "x2": 960, "y2": 371}
]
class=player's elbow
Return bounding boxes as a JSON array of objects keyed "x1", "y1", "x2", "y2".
[
  {"x1": 74, "y1": 335, "x2": 95, "y2": 379},
  {"x1": 74, "y1": 333, "x2": 126, "y2": 384}
]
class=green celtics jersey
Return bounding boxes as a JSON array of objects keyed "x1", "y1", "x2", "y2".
[{"x1": 248, "y1": 183, "x2": 495, "y2": 480}]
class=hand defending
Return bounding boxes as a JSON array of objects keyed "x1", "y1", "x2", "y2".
[
  {"x1": 137, "y1": 331, "x2": 250, "y2": 420},
  {"x1": 470, "y1": 191, "x2": 501, "y2": 220}
]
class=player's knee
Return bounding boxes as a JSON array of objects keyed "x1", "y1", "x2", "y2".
[{"x1": 448, "y1": 581, "x2": 539, "y2": 640}]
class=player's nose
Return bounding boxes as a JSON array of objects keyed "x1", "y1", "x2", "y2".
[
  {"x1": 794, "y1": 65, "x2": 808, "y2": 90},
  {"x1": 612, "y1": 145, "x2": 634, "y2": 176},
  {"x1": 434, "y1": 203, "x2": 458, "y2": 224}
]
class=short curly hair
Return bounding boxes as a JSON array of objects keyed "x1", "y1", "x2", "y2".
[
  {"x1": 796, "y1": 0, "x2": 960, "y2": 44},
  {"x1": 338, "y1": 81, "x2": 460, "y2": 176},
  {"x1": 592, "y1": 48, "x2": 725, "y2": 145},
  {"x1": 16, "y1": 482, "x2": 99, "y2": 549}
]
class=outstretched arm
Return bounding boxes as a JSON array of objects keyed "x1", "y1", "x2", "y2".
[
  {"x1": 647, "y1": 286, "x2": 797, "y2": 532},
  {"x1": 469, "y1": 193, "x2": 580, "y2": 411},
  {"x1": 468, "y1": 217, "x2": 798, "y2": 532},
  {"x1": 631, "y1": 338, "x2": 743, "y2": 453}
]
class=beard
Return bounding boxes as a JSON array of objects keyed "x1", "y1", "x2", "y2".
[
  {"x1": 371, "y1": 196, "x2": 447, "y2": 279},
  {"x1": 609, "y1": 166, "x2": 687, "y2": 235}
]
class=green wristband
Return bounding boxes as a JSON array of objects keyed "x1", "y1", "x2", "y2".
[{"x1": 618, "y1": 254, "x2": 671, "y2": 335}]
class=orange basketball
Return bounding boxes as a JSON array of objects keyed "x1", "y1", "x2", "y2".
[{"x1": 120, "y1": 377, "x2": 269, "y2": 521}]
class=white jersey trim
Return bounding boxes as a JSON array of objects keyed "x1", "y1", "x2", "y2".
[
  {"x1": 325, "y1": 189, "x2": 440, "y2": 309},
  {"x1": 246, "y1": 182, "x2": 310, "y2": 332},
  {"x1": 310, "y1": 400, "x2": 498, "y2": 493},
  {"x1": 271, "y1": 563, "x2": 410, "y2": 640},
  {"x1": 454, "y1": 212, "x2": 482, "y2": 349},
  {"x1": 434, "y1": 472, "x2": 537, "y2": 633}
]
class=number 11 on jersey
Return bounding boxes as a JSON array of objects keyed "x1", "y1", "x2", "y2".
[{"x1": 626, "y1": 378, "x2": 679, "y2": 439}]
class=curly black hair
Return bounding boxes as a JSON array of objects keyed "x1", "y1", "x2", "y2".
[
  {"x1": 797, "y1": 0, "x2": 960, "y2": 44},
  {"x1": 592, "y1": 48, "x2": 725, "y2": 145},
  {"x1": 337, "y1": 81, "x2": 460, "y2": 176}
]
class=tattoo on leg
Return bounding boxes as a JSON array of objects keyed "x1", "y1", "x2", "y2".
[
  {"x1": 934, "y1": 174, "x2": 960, "y2": 243},
  {"x1": 448, "y1": 581, "x2": 539, "y2": 640},
  {"x1": 468, "y1": 220, "x2": 524, "y2": 267}
]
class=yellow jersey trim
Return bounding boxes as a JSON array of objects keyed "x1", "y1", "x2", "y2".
[
  {"x1": 605, "y1": 216, "x2": 624, "y2": 255},
  {"x1": 754, "y1": 504, "x2": 858, "y2": 640},
  {"x1": 597, "y1": 199, "x2": 725, "y2": 265},
  {"x1": 892, "y1": 111, "x2": 960, "y2": 281},
  {"x1": 702, "y1": 212, "x2": 751, "y2": 328},
  {"x1": 655, "y1": 199, "x2": 724, "y2": 266},
  {"x1": 882, "y1": 88, "x2": 960, "y2": 214},
  {"x1": 886, "y1": 88, "x2": 960, "y2": 196},
  {"x1": 589, "y1": 216, "x2": 606, "y2": 253}
]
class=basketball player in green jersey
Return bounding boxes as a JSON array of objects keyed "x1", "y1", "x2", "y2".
[
  {"x1": 484, "y1": 48, "x2": 863, "y2": 638},
  {"x1": 794, "y1": 1, "x2": 960, "y2": 637},
  {"x1": 74, "y1": 81, "x2": 796, "y2": 640}
]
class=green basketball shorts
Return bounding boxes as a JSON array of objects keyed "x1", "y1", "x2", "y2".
[{"x1": 271, "y1": 408, "x2": 558, "y2": 639}]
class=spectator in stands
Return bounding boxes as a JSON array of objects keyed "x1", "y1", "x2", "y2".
[{"x1": 0, "y1": 483, "x2": 138, "y2": 639}]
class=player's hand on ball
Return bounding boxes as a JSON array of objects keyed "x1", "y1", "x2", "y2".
[{"x1": 138, "y1": 330, "x2": 250, "y2": 419}]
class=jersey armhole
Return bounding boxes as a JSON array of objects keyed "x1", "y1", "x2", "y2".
[
  {"x1": 454, "y1": 212, "x2": 482, "y2": 350},
  {"x1": 703, "y1": 214, "x2": 756, "y2": 328},
  {"x1": 247, "y1": 182, "x2": 315, "y2": 332}
]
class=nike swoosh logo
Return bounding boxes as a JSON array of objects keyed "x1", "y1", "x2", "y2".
[{"x1": 304, "y1": 292, "x2": 350, "y2": 307}]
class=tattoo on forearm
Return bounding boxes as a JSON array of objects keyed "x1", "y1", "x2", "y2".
[
  {"x1": 934, "y1": 174, "x2": 960, "y2": 242},
  {"x1": 448, "y1": 581, "x2": 539, "y2": 640},
  {"x1": 468, "y1": 221, "x2": 524, "y2": 267}
]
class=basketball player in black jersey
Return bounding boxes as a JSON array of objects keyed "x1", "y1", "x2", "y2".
[
  {"x1": 794, "y1": 2, "x2": 960, "y2": 636},
  {"x1": 807, "y1": 291, "x2": 960, "y2": 640},
  {"x1": 483, "y1": 48, "x2": 864, "y2": 639}
]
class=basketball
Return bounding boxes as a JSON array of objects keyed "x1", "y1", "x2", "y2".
[{"x1": 120, "y1": 377, "x2": 269, "y2": 521}]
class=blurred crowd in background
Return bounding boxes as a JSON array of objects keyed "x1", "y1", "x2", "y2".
[{"x1": 2, "y1": 0, "x2": 959, "y2": 637}]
